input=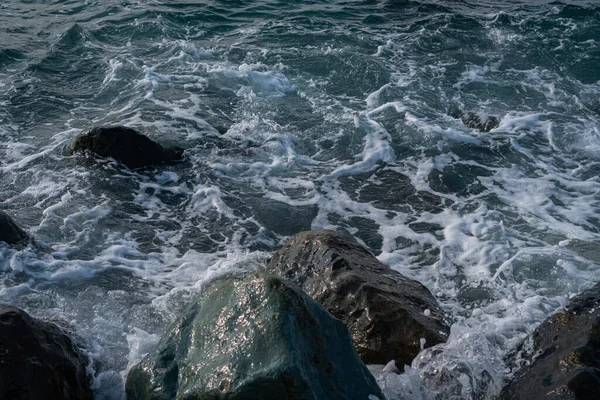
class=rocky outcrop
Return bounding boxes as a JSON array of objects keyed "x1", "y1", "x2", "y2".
[
  {"x1": 126, "y1": 273, "x2": 384, "y2": 400},
  {"x1": 500, "y1": 283, "x2": 600, "y2": 399},
  {"x1": 0, "y1": 305, "x2": 93, "y2": 400},
  {"x1": 266, "y1": 230, "x2": 449, "y2": 368},
  {"x1": 0, "y1": 211, "x2": 29, "y2": 246},
  {"x1": 69, "y1": 126, "x2": 184, "y2": 169}
]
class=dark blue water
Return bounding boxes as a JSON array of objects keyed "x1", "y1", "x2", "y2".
[{"x1": 1, "y1": 1, "x2": 600, "y2": 398}]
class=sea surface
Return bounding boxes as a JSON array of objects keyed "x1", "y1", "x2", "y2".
[{"x1": 1, "y1": 0, "x2": 600, "y2": 398}]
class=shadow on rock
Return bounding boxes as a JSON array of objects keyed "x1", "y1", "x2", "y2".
[{"x1": 0, "y1": 305, "x2": 93, "y2": 400}]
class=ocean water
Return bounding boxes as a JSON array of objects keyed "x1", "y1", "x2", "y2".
[{"x1": 1, "y1": 0, "x2": 600, "y2": 398}]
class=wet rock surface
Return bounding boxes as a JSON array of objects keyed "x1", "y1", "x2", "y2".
[
  {"x1": 266, "y1": 230, "x2": 450, "y2": 367},
  {"x1": 126, "y1": 272, "x2": 383, "y2": 400},
  {"x1": 0, "y1": 210, "x2": 29, "y2": 246},
  {"x1": 0, "y1": 305, "x2": 93, "y2": 400},
  {"x1": 500, "y1": 282, "x2": 600, "y2": 399},
  {"x1": 460, "y1": 112, "x2": 500, "y2": 132},
  {"x1": 449, "y1": 109, "x2": 500, "y2": 132},
  {"x1": 69, "y1": 126, "x2": 184, "y2": 169}
]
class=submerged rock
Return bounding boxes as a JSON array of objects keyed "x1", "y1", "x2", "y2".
[
  {"x1": 126, "y1": 273, "x2": 383, "y2": 400},
  {"x1": 500, "y1": 283, "x2": 600, "y2": 399},
  {"x1": 69, "y1": 126, "x2": 184, "y2": 169},
  {"x1": 460, "y1": 112, "x2": 500, "y2": 132},
  {"x1": 0, "y1": 210, "x2": 29, "y2": 246},
  {"x1": 266, "y1": 230, "x2": 450, "y2": 368},
  {"x1": 0, "y1": 305, "x2": 93, "y2": 400},
  {"x1": 448, "y1": 108, "x2": 500, "y2": 133}
]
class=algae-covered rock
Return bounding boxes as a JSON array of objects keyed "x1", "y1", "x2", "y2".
[
  {"x1": 126, "y1": 273, "x2": 383, "y2": 400},
  {"x1": 69, "y1": 126, "x2": 183, "y2": 169},
  {"x1": 267, "y1": 230, "x2": 449, "y2": 368},
  {"x1": 500, "y1": 282, "x2": 600, "y2": 399},
  {"x1": 0, "y1": 305, "x2": 93, "y2": 400}
]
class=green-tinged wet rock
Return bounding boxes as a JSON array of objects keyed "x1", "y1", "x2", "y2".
[
  {"x1": 126, "y1": 273, "x2": 384, "y2": 400},
  {"x1": 500, "y1": 282, "x2": 600, "y2": 399}
]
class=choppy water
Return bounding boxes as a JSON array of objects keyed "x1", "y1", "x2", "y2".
[{"x1": 1, "y1": 0, "x2": 600, "y2": 398}]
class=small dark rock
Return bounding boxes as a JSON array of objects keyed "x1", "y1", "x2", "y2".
[
  {"x1": 214, "y1": 123, "x2": 230, "y2": 135},
  {"x1": 461, "y1": 112, "x2": 500, "y2": 133},
  {"x1": 0, "y1": 211, "x2": 29, "y2": 246},
  {"x1": 266, "y1": 230, "x2": 450, "y2": 368},
  {"x1": 500, "y1": 283, "x2": 600, "y2": 399},
  {"x1": 69, "y1": 126, "x2": 184, "y2": 169},
  {"x1": 206, "y1": 115, "x2": 233, "y2": 135},
  {"x1": 126, "y1": 272, "x2": 384, "y2": 400},
  {"x1": 0, "y1": 305, "x2": 93, "y2": 400}
]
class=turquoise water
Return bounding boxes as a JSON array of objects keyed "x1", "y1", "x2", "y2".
[{"x1": 1, "y1": 1, "x2": 600, "y2": 398}]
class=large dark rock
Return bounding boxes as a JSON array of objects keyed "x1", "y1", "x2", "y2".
[
  {"x1": 0, "y1": 305, "x2": 93, "y2": 400},
  {"x1": 69, "y1": 126, "x2": 184, "y2": 169},
  {"x1": 126, "y1": 273, "x2": 384, "y2": 400},
  {"x1": 500, "y1": 283, "x2": 600, "y2": 400},
  {"x1": 0, "y1": 211, "x2": 29, "y2": 246},
  {"x1": 266, "y1": 230, "x2": 450, "y2": 367}
]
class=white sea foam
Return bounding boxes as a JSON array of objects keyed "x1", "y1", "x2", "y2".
[
  {"x1": 454, "y1": 65, "x2": 491, "y2": 88},
  {"x1": 329, "y1": 116, "x2": 396, "y2": 177},
  {"x1": 405, "y1": 112, "x2": 481, "y2": 144},
  {"x1": 101, "y1": 59, "x2": 124, "y2": 87},
  {"x1": 1, "y1": 4, "x2": 600, "y2": 400},
  {"x1": 208, "y1": 62, "x2": 295, "y2": 98}
]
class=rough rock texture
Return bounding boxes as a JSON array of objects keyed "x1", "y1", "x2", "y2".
[
  {"x1": 460, "y1": 112, "x2": 500, "y2": 132},
  {"x1": 0, "y1": 305, "x2": 93, "y2": 400},
  {"x1": 0, "y1": 210, "x2": 29, "y2": 246},
  {"x1": 126, "y1": 273, "x2": 384, "y2": 400},
  {"x1": 448, "y1": 108, "x2": 500, "y2": 133},
  {"x1": 69, "y1": 126, "x2": 184, "y2": 169},
  {"x1": 266, "y1": 230, "x2": 449, "y2": 367},
  {"x1": 500, "y1": 283, "x2": 600, "y2": 400}
]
